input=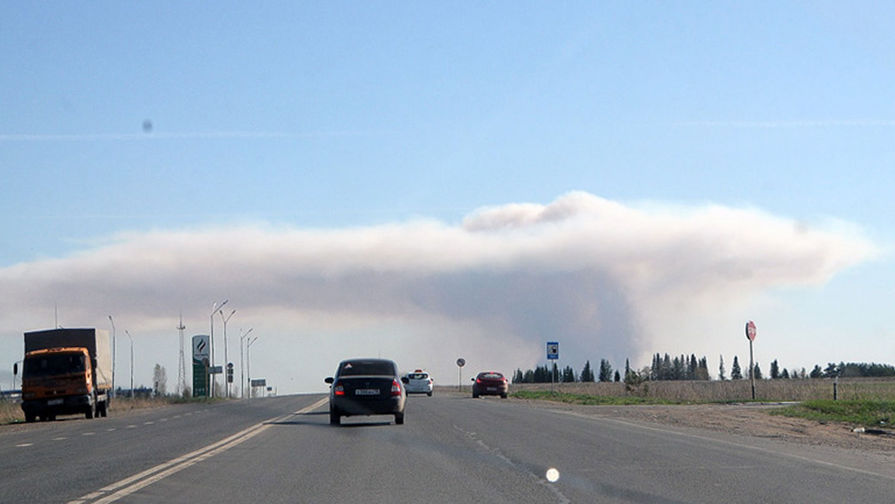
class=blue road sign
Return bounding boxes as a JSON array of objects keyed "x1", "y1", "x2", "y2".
[{"x1": 547, "y1": 341, "x2": 559, "y2": 360}]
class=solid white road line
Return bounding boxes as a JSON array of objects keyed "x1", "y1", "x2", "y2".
[{"x1": 66, "y1": 397, "x2": 328, "y2": 504}]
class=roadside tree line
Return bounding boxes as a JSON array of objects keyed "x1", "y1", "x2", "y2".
[{"x1": 511, "y1": 353, "x2": 895, "y2": 384}]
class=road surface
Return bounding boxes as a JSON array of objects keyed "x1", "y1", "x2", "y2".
[{"x1": 1, "y1": 393, "x2": 893, "y2": 503}]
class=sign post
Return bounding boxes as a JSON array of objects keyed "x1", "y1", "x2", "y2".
[
  {"x1": 547, "y1": 342, "x2": 559, "y2": 394},
  {"x1": 191, "y1": 335, "x2": 210, "y2": 398},
  {"x1": 456, "y1": 358, "x2": 466, "y2": 392},
  {"x1": 745, "y1": 321, "x2": 757, "y2": 400}
]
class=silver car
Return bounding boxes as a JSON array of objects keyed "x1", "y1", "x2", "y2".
[{"x1": 404, "y1": 370, "x2": 434, "y2": 396}]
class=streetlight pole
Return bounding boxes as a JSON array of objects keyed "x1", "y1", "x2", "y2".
[
  {"x1": 246, "y1": 336, "x2": 259, "y2": 399},
  {"x1": 108, "y1": 315, "x2": 116, "y2": 398},
  {"x1": 219, "y1": 309, "x2": 236, "y2": 398},
  {"x1": 239, "y1": 328, "x2": 253, "y2": 398},
  {"x1": 209, "y1": 299, "x2": 228, "y2": 398},
  {"x1": 125, "y1": 330, "x2": 134, "y2": 397}
]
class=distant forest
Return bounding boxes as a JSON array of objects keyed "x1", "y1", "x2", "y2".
[{"x1": 511, "y1": 354, "x2": 895, "y2": 384}]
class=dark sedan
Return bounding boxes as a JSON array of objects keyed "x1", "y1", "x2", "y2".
[
  {"x1": 472, "y1": 371, "x2": 508, "y2": 398},
  {"x1": 325, "y1": 358, "x2": 407, "y2": 425}
]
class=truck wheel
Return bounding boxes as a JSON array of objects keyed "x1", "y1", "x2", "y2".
[
  {"x1": 99, "y1": 401, "x2": 108, "y2": 417},
  {"x1": 85, "y1": 392, "x2": 97, "y2": 419},
  {"x1": 25, "y1": 412, "x2": 36, "y2": 423}
]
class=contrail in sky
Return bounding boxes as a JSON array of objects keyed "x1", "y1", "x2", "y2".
[{"x1": 675, "y1": 120, "x2": 895, "y2": 128}]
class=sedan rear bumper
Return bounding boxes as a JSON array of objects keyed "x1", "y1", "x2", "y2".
[
  {"x1": 332, "y1": 395, "x2": 405, "y2": 416},
  {"x1": 474, "y1": 383, "x2": 508, "y2": 396}
]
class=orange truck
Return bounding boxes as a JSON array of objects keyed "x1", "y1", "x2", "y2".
[{"x1": 20, "y1": 328, "x2": 112, "y2": 422}]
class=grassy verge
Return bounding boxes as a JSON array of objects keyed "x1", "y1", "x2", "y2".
[
  {"x1": 1, "y1": 400, "x2": 21, "y2": 424},
  {"x1": 0, "y1": 395, "x2": 224, "y2": 425},
  {"x1": 771, "y1": 400, "x2": 895, "y2": 428},
  {"x1": 511, "y1": 390, "x2": 680, "y2": 406},
  {"x1": 511, "y1": 378, "x2": 895, "y2": 402}
]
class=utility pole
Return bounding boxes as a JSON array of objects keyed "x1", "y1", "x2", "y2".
[
  {"x1": 239, "y1": 328, "x2": 253, "y2": 398},
  {"x1": 219, "y1": 309, "x2": 235, "y2": 398},
  {"x1": 108, "y1": 315, "x2": 116, "y2": 398},
  {"x1": 209, "y1": 299, "x2": 228, "y2": 398},
  {"x1": 177, "y1": 314, "x2": 186, "y2": 397},
  {"x1": 246, "y1": 336, "x2": 259, "y2": 398},
  {"x1": 125, "y1": 330, "x2": 134, "y2": 397}
]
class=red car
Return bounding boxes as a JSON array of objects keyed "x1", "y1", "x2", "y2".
[{"x1": 472, "y1": 371, "x2": 508, "y2": 398}]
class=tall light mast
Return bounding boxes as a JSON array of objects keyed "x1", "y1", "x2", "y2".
[{"x1": 177, "y1": 313, "x2": 186, "y2": 397}]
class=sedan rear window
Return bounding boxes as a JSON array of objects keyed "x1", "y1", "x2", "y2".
[
  {"x1": 480, "y1": 372, "x2": 503, "y2": 379},
  {"x1": 408, "y1": 373, "x2": 428, "y2": 380},
  {"x1": 339, "y1": 361, "x2": 396, "y2": 376}
]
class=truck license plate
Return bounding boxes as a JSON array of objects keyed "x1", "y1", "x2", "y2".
[
  {"x1": 355, "y1": 389, "x2": 380, "y2": 396},
  {"x1": 48, "y1": 399, "x2": 64, "y2": 406}
]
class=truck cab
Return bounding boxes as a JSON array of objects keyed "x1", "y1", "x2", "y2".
[{"x1": 21, "y1": 346, "x2": 108, "y2": 422}]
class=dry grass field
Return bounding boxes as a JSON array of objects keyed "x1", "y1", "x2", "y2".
[
  {"x1": 1, "y1": 399, "x2": 21, "y2": 424},
  {"x1": 508, "y1": 377, "x2": 895, "y2": 403},
  {"x1": 1, "y1": 395, "x2": 177, "y2": 424}
]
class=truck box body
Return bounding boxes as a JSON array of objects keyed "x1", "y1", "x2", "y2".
[
  {"x1": 25, "y1": 328, "x2": 112, "y2": 389},
  {"x1": 21, "y1": 328, "x2": 112, "y2": 421}
]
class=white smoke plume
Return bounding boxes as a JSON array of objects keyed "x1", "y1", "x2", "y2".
[{"x1": 0, "y1": 192, "x2": 876, "y2": 392}]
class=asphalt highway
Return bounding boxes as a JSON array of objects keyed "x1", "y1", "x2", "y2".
[{"x1": 2, "y1": 393, "x2": 893, "y2": 503}]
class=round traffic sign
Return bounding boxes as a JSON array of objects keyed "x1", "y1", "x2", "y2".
[
  {"x1": 456, "y1": 358, "x2": 466, "y2": 367},
  {"x1": 745, "y1": 320, "x2": 757, "y2": 342}
]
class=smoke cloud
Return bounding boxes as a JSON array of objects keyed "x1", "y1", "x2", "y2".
[{"x1": 0, "y1": 192, "x2": 876, "y2": 392}]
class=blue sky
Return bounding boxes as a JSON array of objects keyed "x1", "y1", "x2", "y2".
[{"x1": 2, "y1": 3, "x2": 894, "y2": 393}]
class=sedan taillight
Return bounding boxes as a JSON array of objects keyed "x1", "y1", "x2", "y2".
[
  {"x1": 334, "y1": 381, "x2": 345, "y2": 396},
  {"x1": 391, "y1": 379, "x2": 402, "y2": 396}
]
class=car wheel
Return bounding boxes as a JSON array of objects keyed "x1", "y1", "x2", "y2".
[
  {"x1": 395, "y1": 412, "x2": 404, "y2": 425},
  {"x1": 329, "y1": 408, "x2": 341, "y2": 425},
  {"x1": 427, "y1": 391, "x2": 432, "y2": 397},
  {"x1": 472, "y1": 391, "x2": 479, "y2": 398},
  {"x1": 500, "y1": 393, "x2": 507, "y2": 399}
]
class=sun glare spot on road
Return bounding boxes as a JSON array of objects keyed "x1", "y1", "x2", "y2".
[{"x1": 546, "y1": 467, "x2": 560, "y2": 483}]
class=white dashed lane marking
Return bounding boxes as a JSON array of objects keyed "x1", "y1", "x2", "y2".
[
  {"x1": 67, "y1": 397, "x2": 329, "y2": 504},
  {"x1": 10, "y1": 407, "x2": 213, "y2": 450}
]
